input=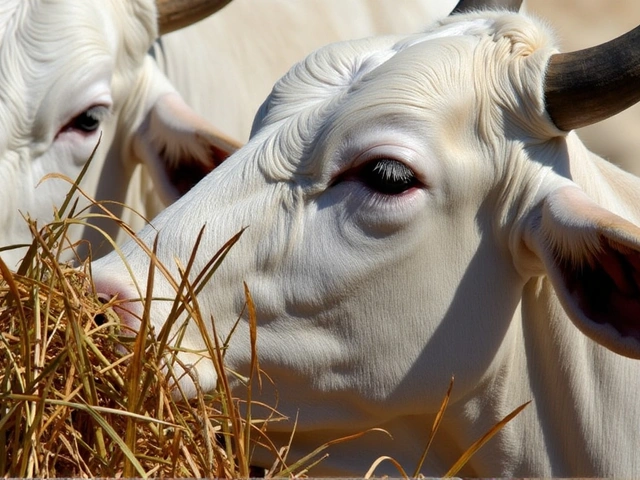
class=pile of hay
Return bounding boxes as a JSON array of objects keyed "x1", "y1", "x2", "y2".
[
  {"x1": 0, "y1": 230, "x2": 254, "y2": 478},
  {"x1": 0, "y1": 175, "x2": 289, "y2": 478}
]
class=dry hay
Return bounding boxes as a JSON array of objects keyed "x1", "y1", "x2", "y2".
[
  {"x1": 0, "y1": 165, "x2": 284, "y2": 478},
  {"x1": 0, "y1": 227, "x2": 268, "y2": 478}
]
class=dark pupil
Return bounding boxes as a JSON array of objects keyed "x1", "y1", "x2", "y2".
[
  {"x1": 72, "y1": 110, "x2": 100, "y2": 132},
  {"x1": 361, "y1": 158, "x2": 417, "y2": 194}
]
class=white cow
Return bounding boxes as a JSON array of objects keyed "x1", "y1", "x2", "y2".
[
  {"x1": 0, "y1": 0, "x2": 238, "y2": 268},
  {"x1": 91, "y1": 7, "x2": 640, "y2": 478}
]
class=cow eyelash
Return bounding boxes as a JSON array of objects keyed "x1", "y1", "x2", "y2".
[
  {"x1": 359, "y1": 158, "x2": 420, "y2": 195},
  {"x1": 63, "y1": 105, "x2": 110, "y2": 134}
]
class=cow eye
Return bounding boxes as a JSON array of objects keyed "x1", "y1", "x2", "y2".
[
  {"x1": 66, "y1": 106, "x2": 107, "y2": 133},
  {"x1": 360, "y1": 158, "x2": 419, "y2": 195}
]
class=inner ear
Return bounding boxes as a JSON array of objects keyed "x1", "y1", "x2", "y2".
[
  {"x1": 526, "y1": 185, "x2": 640, "y2": 359},
  {"x1": 134, "y1": 93, "x2": 242, "y2": 204},
  {"x1": 157, "y1": 130, "x2": 238, "y2": 197},
  {"x1": 560, "y1": 235, "x2": 640, "y2": 341}
]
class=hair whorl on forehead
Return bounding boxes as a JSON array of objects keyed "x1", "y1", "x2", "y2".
[{"x1": 249, "y1": 37, "x2": 400, "y2": 177}]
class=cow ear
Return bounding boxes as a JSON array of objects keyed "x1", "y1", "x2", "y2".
[
  {"x1": 525, "y1": 186, "x2": 640, "y2": 358},
  {"x1": 133, "y1": 92, "x2": 242, "y2": 204}
]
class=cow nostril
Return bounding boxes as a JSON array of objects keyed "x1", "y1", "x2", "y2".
[
  {"x1": 94, "y1": 312, "x2": 107, "y2": 326},
  {"x1": 94, "y1": 293, "x2": 114, "y2": 326}
]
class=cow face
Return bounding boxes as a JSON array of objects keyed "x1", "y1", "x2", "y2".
[
  {"x1": 0, "y1": 1, "x2": 237, "y2": 267},
  {"x1": 93, "y1": 13, "x2": 557, "y2": 407},
  {"x1": 92, "y1": 11, "x2": 640, "y2": 473}
]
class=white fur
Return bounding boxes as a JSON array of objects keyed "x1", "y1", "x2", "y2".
[{"x1": 93, "y1": 11, "x2": 640, "y2": 477}]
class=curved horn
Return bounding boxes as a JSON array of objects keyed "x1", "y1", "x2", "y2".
[
  {"x1": 452, "y1": 0, "x2": 523, "y2": 14},
  {"x1": 544, "y1": 25, "x2": 640, "y2": 131},
  {"x1": 156, "y1": 0, "x2": 233, "y2": 35}
]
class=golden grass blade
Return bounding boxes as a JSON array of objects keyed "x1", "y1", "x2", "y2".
[
  {"x1": 275, "y1": 427, "x2": 392, "y2": 477},
  {"x1": 291, "y1": 453, "x2": 330, "y2": 477},
  {"x1": 264, "y1": 411, "x2": 298, "y2": 477},
  {"x1": 242, "y1": 281, "x2": 260, "y2": 471},
  {"x1": 190, "y1": 228, "x2": 246, "y2": 297},
  {"x1": 156, "y1": 227, "x2": 244, "y2": 345},
  {"x1": 0, "y1": 259, "x2": 33, "y2": 397},
  {"x1": 209, "y1": 306, "x2": 249, "y2": 477},
  {"x1": 122, "y1": 236, "x2": 159, "y2": 478},
  {"x1": 364, "y1": 455, "x2": 410, "y2": 479},
  {"x1": 180, "y1": 439, "x2": 203, "y2": 478},
  {"x1": 67, "y1": 307, "x2": 108, "y2": 459},
  {"x1": 443, "y1": 400, "x2": 531, "y2": 477},
  {"x1": 0, "y1": 257, "x2": 29, "y2": 326},
  {"x1": 39, "y1": 135, "x2": 100, "y2": 220},
  {"x1": 153, "y1": 226, "x2": 207, "y2": 354},
  {"x1": 413, "y1": 375, "x2": 454, "y2": 476},
  {"x1": 43, "y1": 400, "x2": 178, "y2": 427}
]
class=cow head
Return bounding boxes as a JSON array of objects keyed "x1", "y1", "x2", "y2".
[
  {"x1": 0, "y1": 0, "x2": 238, "y2": 267},
  {"x1": 91, "y1": 8, "x2": 640, "y2": 473}
]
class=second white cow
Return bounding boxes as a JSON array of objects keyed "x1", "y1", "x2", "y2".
[{"x1": 0, "y1": 0, "x2": 237, "y2": 268}]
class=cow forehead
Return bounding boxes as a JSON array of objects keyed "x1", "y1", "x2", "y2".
[
  {"x1": 0, "y1": 1, "x2": 156, "y2": 150},
  {"x1": 253, "y1": 17, "x2": 496, "y2": 130},
  {"x1": 255, "y1": 12, "x2": 552, "y2": 126},
  {"x1": 249, "y1": 12, "x2": 556, "y2": 182}
]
